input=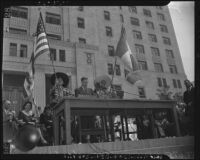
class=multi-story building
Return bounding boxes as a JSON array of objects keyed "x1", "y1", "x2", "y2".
[{"x1": 2, "y1": 6, "x2": 187, "y2": 113}]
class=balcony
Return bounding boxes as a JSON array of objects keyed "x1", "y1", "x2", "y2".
[{"x1": 9, "y1": 17, "x2": 28, "y2": 29}]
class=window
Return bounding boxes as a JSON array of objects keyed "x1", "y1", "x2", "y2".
[
  {"x1": 9, "y1": 43, "x2": 17, "y2": 56},
  {"x1": 154, "y1": 63, "x2": 163, "y2": 72},
  {"x1": 138, "y1": 87, "x2": 146, "y2": 98},
  {"x1": 143, "y1": 9, "x2": 152, "y2": 17},
  {"x1": 86, "y1": 53, "x2": 92, "y2": 64},
  {"x1": 50, "y1": 48, "x2": 56, "y2": 61},
  {"x1": 79, "y1": 38, "x2": 86, "y2": 44},
  {"x1": 108, "y1": 63, "x2": 114, "y2": 75},
  {"x1": 157, "y1": 13, "x2": 165, "y2": 21},
  {"x1": 173, "y1": 79, "x2": 177, "y2": 88},
  {"x1": 59, "y1": 50, "x2": 65, "y2": 62},
  {"x1": 77, "y1": 17, "x2": 85, "y2": 29},
  {"x1": 148, "y1": 34, "x2": 157, "y2": 42},
  {"x1": 106, "y1": 26, "x2": 113, "y2": 37},
  {"x1": 115, "y1": 65, "x2": 121, "y2": 76},
  {"x1": 177, "y1": 80, "x2": 182, "y2": 88},
  {"x1": 104, "y1": 11, "x2": 110, "y2": 20},
  {"x1": 46, "y1": 12, "x2": 61, "y2": 25},
  {"x1": 138, "y1": 61, "x2": 148, "y2": 70},
  {"x1": 157, "y1": 77, "x2": 162, "y2": 87},
  {"x1": 160, "y1": 25, "x2": 168, "y2": 33},
  {"x1": 108, "y1": 45, "x2": 114, "y2": 56},
  {"x1": 47, "y1": 33, "x2": 61, "y2": 40},
  {"x1": 129, "y1": 6, "x2": 137, "y2": 13},
  {"x1": 11, "y1": 7, "x2": 28, "y2": 19},
  {"x1": 163, "y1": 37, "x2": 171, "y2": 45},
  {"x1": 78, "y1": 6, "x2": 84, "y2": 11},
  {"x1": 124, "y1": 69, "x2": 129, "y2": 78},
  {"x1": 120, "y1": 14, "x2": 124, "y2": 23},
  {"x1": 20, "y1": 44, "x2": 27, "y2": 58},
  {"x1": 162, "y1": 78, "x2": 167, "y2": 87},
  {"x1": 135, "y1": 44, "x2": 145, "y2": 54},
  {"x1": 169, "y1": 65, "x2": 178, "y2": 74},
  {"x1": 133, "y1": 30, "x2": 142, "y2": 40},
  {"x1": 9, "y1": 28, "x2": 27, "y2": 35},
  {"x1": 165, "y1": 49, "x2": 174, "y2": 58},
  {"x1": 151, "y1": 47, "x2": 160, "y2": 56},
  {"x1": 157, "y1": 77, "x2": 167, "y2": 87},
  {"x1": 145, "y1": 21, "x2": 154, "y2": 30},
  {"x1": 130, "y1": 17, "x2": 139, "y2": 26}
]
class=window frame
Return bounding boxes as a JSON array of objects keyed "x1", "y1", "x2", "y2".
[
  {"x1": 50, "y1": 48, "x2": 57, "y2": 61},
  {"x1": 143, "y1": 9, "x2": 152, "y2": 17},
  {"x1": 145, "y1": 21, "x2": 154, "y2": 30},
  {"x1": 151, "y1": 47, "x2": 160, "y2": 56},
  {"x1": 9, "y1": 43, "x2": 17, "y2": 57},
  {"x1": 59, "y1": 49, "x2": 66, "y2": 62},
  {"x1": 106, "y1": 26, "x2": 113, "y2": 37},
  {"x1": 148, "y1": 34, "x2": 157, "y2": 42},
  {"x1": 20, "y1": 44, "x2": 27, "y2": 58},
  {"x1": 108, "y1": 63, "x2": 114, "y2": 75},
  {"x1": 104, "y1": 11, "x2": 110, "y2": 20},
  {"x1": 79, "y1": 38, "x2": 86, "y2": 44},
  {"x1": 135, "y1": 44, "x2": 145, "y2": 54},
  {"x1": 154, "y1": 63, "x2": 164, "y2": 72},
  {"x1": 77, "y1": 17, "x2": 85, "y2": 29},
  {"x1": 130, "y1": 17, "x2": 139, "y2": 26},
  {"x1": 133, "y1": 30, "x2": 142, "y2": 40},
  {"x1": 115, "y1": 64, "x2": 121, "y2": 76},
  {"x1": 108, "y1": 45, "x2": 115, "y2": 57},
  {"x1": 46, "y1": 12, "x2": 61, "y2": 25},
  {"x1": 138, "y1": 61, "x2": 148, "y2": 70}
]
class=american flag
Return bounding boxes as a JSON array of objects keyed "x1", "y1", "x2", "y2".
[
  {"x1": 24, "y1": 12, "x2": 49, "y2": 98},
  {"x1": 34, "y1": 12, "x2": 50, "y2": 61}
]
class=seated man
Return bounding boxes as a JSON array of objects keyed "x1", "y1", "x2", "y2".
[{"x1": 75, "y1": 77, "x2": 94, "y2": 97}]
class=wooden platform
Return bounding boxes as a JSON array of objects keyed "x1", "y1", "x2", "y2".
[{"x1": 12, "y1": 136, "x2": 194, "y2": 158}]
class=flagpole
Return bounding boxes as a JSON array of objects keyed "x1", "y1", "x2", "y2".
[{"x1": 110, "y1": 56, "x2": 117, "y2": 92}]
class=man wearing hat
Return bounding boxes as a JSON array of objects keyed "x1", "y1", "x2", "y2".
[
  {"x1": 75, "y1": 77, "x2": 94, "y2": 97},
  {"x1": 49, "y1": 72, "x2": 71, "y2": 106}
]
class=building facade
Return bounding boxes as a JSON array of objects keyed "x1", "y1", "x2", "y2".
[{"x1": 2, "y1": 6, "x2": 187, "y2": 112}]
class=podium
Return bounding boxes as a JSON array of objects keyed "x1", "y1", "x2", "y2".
[{"x1": 52, "y1": 97, "x2": 181, "y2": 145}]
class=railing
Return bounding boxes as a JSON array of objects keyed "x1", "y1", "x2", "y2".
[{"x1": 53, "y1": 98, "x2": 180, "y2": 145}]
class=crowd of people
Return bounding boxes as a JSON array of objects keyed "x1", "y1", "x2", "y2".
[{"x1": 3, "y1": 71, "x2": 194, "y2": 146}]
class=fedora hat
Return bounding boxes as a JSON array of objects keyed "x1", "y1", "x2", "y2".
[
  {"x1": 50, "y1": 72, "x2": 69, "y2": 87},
  {"x1": 94, "y1": 75, "x2": 111, "y2": 89}
]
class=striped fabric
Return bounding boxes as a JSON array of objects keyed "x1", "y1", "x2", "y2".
[
  {"x1": 24, "y1": 52, "x2": 35, "y2": 97},
  {"x1": 34, "y1": 12, "x2": 50, "y2": 61},
  {"x1": 24, "y1": 12, "x2": 49, "y2": 97},
  {"x1": 115, "y1": 26, "x2": 141, "y2": 84},
  {"x1": 115, "y1": 26, "x2": 139, "y2": 71}
]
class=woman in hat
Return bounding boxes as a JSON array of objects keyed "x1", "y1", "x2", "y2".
[{"x1": 49, "y1": 72, "x2": 71, "y2": 107}]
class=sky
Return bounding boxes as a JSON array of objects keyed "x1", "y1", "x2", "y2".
[{"x1": 168, "y1": 1, "x2": 194, "y2": 82}]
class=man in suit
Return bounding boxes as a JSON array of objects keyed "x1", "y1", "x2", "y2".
[
  {"x1": 183, "y1": 79, "x2": 194, "y2": 135},
  {"x1": 75, "y1": 77, "x2": 94, "y2": 97}
]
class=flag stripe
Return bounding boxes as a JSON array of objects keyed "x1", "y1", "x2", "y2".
[
  {"x1": 36, "y1": 34, "x2": 47, "y2": 44},
  {"x1": 35, "y1": 44, "x2": 49, "y2": 56},
  {"x1": 35, "y1": 48, "x2": 50, "y2": 60},
  {"x1": 36, "y1": 37, "x2": 48, "y2": 46},
  {"x1": 35, "y1": 41, "x2": 48, "y2": 52}
]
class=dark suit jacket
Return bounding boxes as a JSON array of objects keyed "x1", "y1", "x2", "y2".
[{"x1": 75, "y1": 86, "x2": 94, "y2": 97}]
